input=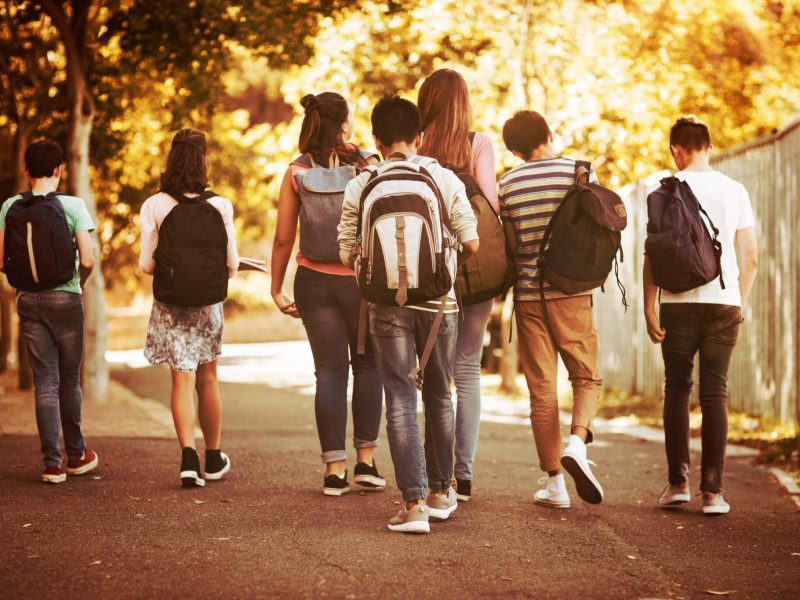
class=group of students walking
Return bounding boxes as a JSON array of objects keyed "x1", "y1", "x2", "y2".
[{"x1": 0, "y1": 67, "x2": 757, "y2": 534}]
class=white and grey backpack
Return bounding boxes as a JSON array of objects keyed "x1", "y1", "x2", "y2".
[{"x1": 353, "y1": 157, "x2": 458, "y2": 307}]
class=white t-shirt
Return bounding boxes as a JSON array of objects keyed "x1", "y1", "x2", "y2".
[{"x1": 661, "y1": 170, "x2": 755, "y2": 307}]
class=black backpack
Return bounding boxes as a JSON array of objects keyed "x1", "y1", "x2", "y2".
[
  {"x1": 153, "y1": 190, "x2": 229, "y2": 307},
  {"x1": 537, "y1": 161, "x2": 628, "y2": 304},
  {"x1": 645, "y1": 176, "x2": 724, "y2": 293},
  {"x1": 454, "y1": 172, "x2": 514, "y2": 305},
  {"x1": 3, "y1": 191, "x2": 76, "y2": 291}
]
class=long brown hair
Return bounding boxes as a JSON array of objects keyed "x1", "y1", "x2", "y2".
[
  {"x1": 298, "y1": 92, "x2": 360, "y2": 166},
  {"x1": 160, "y1": 128, "x2": 208, "y2": 196},
  {"x1": 417, "y1": 69, "x2": 472, "y2": 172}
]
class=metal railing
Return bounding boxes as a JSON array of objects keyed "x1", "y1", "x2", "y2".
[{"x1": 595, "y1": 116, "x2": 800, "y2": 425}]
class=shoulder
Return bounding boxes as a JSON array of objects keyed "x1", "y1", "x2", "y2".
[
  {"x1": 1, "y1": 194, "x2": 22, "y2": 211},
  {"x1": 55, "y1": 194, "x2": 88, "y2": 211},
  {"x1": 471, "y1": 132, "x2": 493, "y2": 150},
  {"x1": 207, "y1": 194, "x2": 234, "y2": 214},
  {"x1": 499, "y1": 163, "x2": 530, "y2": 186}
]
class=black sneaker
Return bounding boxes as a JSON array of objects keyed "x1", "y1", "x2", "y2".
[
  {"x1": 354, "y1": 460, "x2": 386, "y2": 488},
  {"x1": 323, "y1": 471, "x2": 350, "y2": 496},
  {"x1": 180, "y1": 447, "x2": 205, "y2": 488},
  {"x1": 455, "y1": 478, "x2": 472, "y2": 502},
  {"x1": 205, "y1": 449, "x2": 231, "y2": 481}
]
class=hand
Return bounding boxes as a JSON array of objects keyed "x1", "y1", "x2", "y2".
[
  {"x1": 272, "y1": 291, "x2": 300, "y2": 319},
  {"x1": 645, "y1": 309, "x2": 665, "y2": 344}
]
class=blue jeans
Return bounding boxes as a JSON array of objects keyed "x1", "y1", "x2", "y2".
[
  {"x1": 17, "y1": 291, "x2": 86, "y2": 467},
  {"x1": 369, "y1": 304, "x2": 457, "y2": 501},
  {"x1": 453, "y1": 299, "x2": 492, "y2": 482},
  {"x1": 294, "y1": 267, "x2": 383, "y2": 463}
]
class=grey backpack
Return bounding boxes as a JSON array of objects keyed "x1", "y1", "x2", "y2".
[{"x1": 293, "y1": 152, "x2": 373, "y2": 263}]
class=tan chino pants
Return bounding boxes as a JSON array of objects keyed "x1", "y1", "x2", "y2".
[{"x1": 515, "y1": 296, "x2": 603, "y2": 472}]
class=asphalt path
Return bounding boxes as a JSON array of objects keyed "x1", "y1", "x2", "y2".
[{"x1": 1, "y1": 365, "x2": 798, "y2": 599}]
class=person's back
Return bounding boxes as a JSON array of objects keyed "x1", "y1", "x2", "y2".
[
  {"x1": 643, "y1": 116, "x2": 758, "y2": 515},
  {"x1": 499, "y1": 110, "x2": 605, "y2": 510},
  {"x1": 338, "y1": 95, "x2": 478, "y2": 534},
  {"x1": 0, "y1": 139, "x2": 98, "y2": 484}
]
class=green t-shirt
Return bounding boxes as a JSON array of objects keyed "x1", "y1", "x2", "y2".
[{"x1": 0, "y1": 192, "x2": 96, "y2": 296}]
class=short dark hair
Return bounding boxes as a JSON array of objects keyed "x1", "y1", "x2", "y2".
[
  {"x1": 502, "y1": 111, "x2": 551, "y2": 158},
  {"x1": 669, "y1": 116, "x2": 711, "y2": 152},
  {"x1": 160, "y1": 128, "x2": 209, "y2": 196},
  {"x1": 25, "y1": 140, "x2": 63, "y2": 179},
  {"x1": 371, "y1": 95, "x2": 421, "y2": 146}
]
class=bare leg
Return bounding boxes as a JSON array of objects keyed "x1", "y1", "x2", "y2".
[
  {"x1": 325, "y1": 460, "x2": 346, "y2": 477},
  {"x1": 195, "y1": 360, "x2": 222, "y2": 450},
  {"x1": 171, "y1": 370, "x2": 197, "y2": 449}
]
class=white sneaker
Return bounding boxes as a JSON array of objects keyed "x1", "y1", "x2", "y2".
[
  {"x1": 427, "y1": 487, "x2": 458, "y2": 520},
  {"x1": 658, "y1": 484, "x2": 691, "y2": 507},
  {"x1": 534, "y1": 474, "x2": 571, "y2": 509},
  {"x1": 560, "y1": 435, "x2": 604, "y2": 504},
  {"x1": 388, "y1": 504, "x2": 431, "y2": 534},
  {"x1": 702, "y1": 492, "x2": 731, "y2": 515}
]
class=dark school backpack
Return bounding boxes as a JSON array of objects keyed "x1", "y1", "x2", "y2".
[
  {"x1": 537, "y1": 160, "x2": 628, "y2": 305},
  {"x1": 644, "y1": 176, "x2": 724, "y2": 294},
  {"x1": 354, "y1": 159, "x2": 457, "y2": 307},
  {"x1": 3, "y1": 191, "x2": 76, "y2": 291},
  {"x1": 152, "y1": 190, "x2": 229, "y2": 307},
  {"x1": 293, "y1": 151, "x2": 374, "y2": 263},
  {"x1": 454, "y1": 172, "x2": 513, "y2": 304}
]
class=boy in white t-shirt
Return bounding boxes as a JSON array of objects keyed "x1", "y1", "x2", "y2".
[{"x1": 643, "y1": 117, "x2": 759, "y2": 515}]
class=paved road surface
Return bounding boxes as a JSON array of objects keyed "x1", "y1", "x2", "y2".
[{"x1": 1, "y1": 365, "x2": 798, "y2": 599}]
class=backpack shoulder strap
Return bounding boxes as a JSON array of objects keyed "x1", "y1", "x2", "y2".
[{"x1": 574, "y1": 160, "x2": 592, "y2": 185}]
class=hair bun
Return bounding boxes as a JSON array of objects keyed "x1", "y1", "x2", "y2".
[{"x1": 301, "y1": 94, "x2": 319, "y2": 111}]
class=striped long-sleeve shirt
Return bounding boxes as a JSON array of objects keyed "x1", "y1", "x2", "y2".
[{"x1": 499, "y1": 156, "x2": 597, "y2": 302}]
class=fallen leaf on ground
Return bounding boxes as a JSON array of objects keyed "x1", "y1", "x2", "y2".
[
  {"x1": 676, "y1": 526, "x2": 684, "y2": 530},
  {"x1": 213, "y1": 537, "x2": 230, "y2": 541},
  {"x1": 92, "y1": 476, "x2": 102, "y2": 480},
  {"x1": 128, "y1": 495, "x2": 141, "y2": 500},
  {"x1": 501, "y1": 577, "x2": 512, "y2": 582},
  {"x1": 88, "y1": 560, "x2": 102, "y2": 566},
  {"x1": 22, "y1": 523, "x2": 31, "y2": 528},
  {"x1": 626, "y1": 555, "x2": 636, "y2": 560},
  {"x1": 703, "y1": 591, "x2": 735, "y2": 596},
  {"x1": 134, "y1": 514, "x2": 145, "y2": 518},
  {"x1": 220, "y1": 498, "x2": 234, "y2": 503},
  {"x1": 791, "y1": 552, "x2": 800, "y2": 556},
  {"x1": 484, "y1": 543, "x2": 492, "y2": 548},
  {"x1": 193, "y1": 499, "x2": 205, "y2": 505}
]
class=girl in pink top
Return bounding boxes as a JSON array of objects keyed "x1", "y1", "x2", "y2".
[
  {"x1": 418, "y1": 69, "x2": 498, "y2": 501},
  {"x1": 139, "y1": 128, "x2": 237, "y2": 488},
  {"x1": 271, "y1": 92, "x2": 385, "y2": 496}
]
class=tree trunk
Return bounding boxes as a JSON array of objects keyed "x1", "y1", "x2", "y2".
[
  {"x1": 499, "y1": 294, "x2": 519, "y2": 395},
  {"x1": 42, "y1": 0, "x2": 109, "y2": 402}
]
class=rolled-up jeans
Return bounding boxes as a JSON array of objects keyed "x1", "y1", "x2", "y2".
[
  {"x1": 660, "y1": 303, "x2": 742, "y2": 494},
  {"x1": 369, "y1": 304, "x2": 457, "y2": 502},
  {"x1": 17, "y1": 291, "x2": 87, "y2": 467},
  {"x1": 294, "y1": 266, "x2": 383, "y2": 463},
  {"x1": 453, "y1": 299, "x2": 493, "y2": 482}
]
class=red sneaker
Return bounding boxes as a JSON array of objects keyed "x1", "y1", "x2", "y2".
[
  {"x1": 66, "y1": 449, "x2": 99, "y2": 476},
  {"x1": 42, "y1": 465, "x2": 67, "y2": 484}
]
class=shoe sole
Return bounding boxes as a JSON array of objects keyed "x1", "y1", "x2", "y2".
[
  {"x1": 180, "y1": 470, "x2": 206, "y2": 488},
  {"x1": 65, "y1": 454, "x2": 99, "y2": 476},
  {"x1": 354, "y1": 474, "x2": 386, "y2": 488},
  {"x1": 205, "y1": 455, "x2": 231, "y2": 481},
  {"x1": 323, "y1": 486, "x2": 351, "y2": 496},
  {"x1": 42, "y1": 473, "x2": 66, "y2": 484},
  {"x1": 387, "y1": 521, "x2": 430, "y2": 534},
  {"x1": 702, "y1": 506, "x2": 730, "y2": 515},
  {"x1": 534, "y1": 497, "x2": 571, "y2": 509},
  {"x1": 428, "y1": 503, "x2": 458, "y2": 520},
  {"x1": 456, "y1": 494, "x2": 471, "y2": 502},
  {"x1": 561, "y1": 453, "x2": 604, "y2": 504},
  {"x1": 658, "y1": 495, "x2": 691, "y2": 508}
]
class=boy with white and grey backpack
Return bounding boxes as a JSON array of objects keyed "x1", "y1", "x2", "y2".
[{"x1": 337, "y1": 96, "x2": 478, "y2": 534}]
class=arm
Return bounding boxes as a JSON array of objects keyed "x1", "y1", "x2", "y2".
[
  {"x1": 0, "y1": 230, "x2": 4, "y2": 270},
  {"x1": 444, "y1": 171, "x2": 478, "y2": 246},
  {"x1": 75, "y1": 231, "x2": 94, "y2": 287},
  {"x1": 338, "y1": 173, "x2": 368, "y2": 268},
  {"x1": 471, "y1": 133, "x2": 499, "y2": 213},
  {"x1": 270, "y1": 166, "x2": 301, "y2": 318},
  {"x1": 503, "y1": 220, "x2": 517, "y2": 259},
  {"x1": 138, "y1": 199, "x2": 158, "y2": 275},
  {"x1": 220, "y1": 199, "x2": 240, "y2": 278},
  {"x1": 735, "y1": 226, "x2": 758, "y2": 307},
  {"x1": 642, "y1": 254, "x2": 665, "y2": 344}
]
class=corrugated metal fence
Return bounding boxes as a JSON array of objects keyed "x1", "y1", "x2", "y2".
[{"x1": 595, "y1": 117, "x2": 800, "y2": 425}]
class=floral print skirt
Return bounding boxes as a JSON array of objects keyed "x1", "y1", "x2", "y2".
[{"x1": 144, "y1": 300, "x2": 223, "y2": 372}]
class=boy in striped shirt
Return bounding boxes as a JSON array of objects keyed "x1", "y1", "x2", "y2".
[{"x1": 499, "y1": 111, "x2": 604, "y2": 509}]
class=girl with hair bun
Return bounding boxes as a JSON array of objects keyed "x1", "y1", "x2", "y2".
[
  {"x1": 418, "y1": 68, "x2": 499, "y2": 503},
  {"x1": 140, "y1": 128, "x2": 239, "y2": 488},
  {"x1": 271, "y1": 92, "x2": 386, "y2": 496}
]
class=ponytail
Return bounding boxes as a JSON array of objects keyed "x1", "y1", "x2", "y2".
[{"x1": 297, "y1": 91, "x2": 360, "y2": 166}]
